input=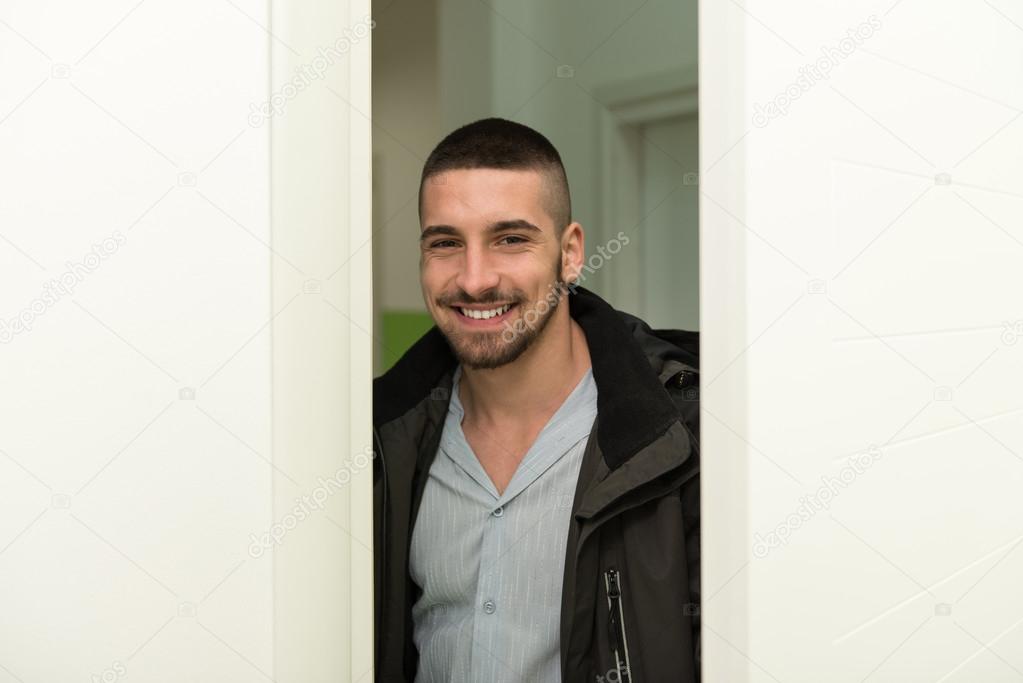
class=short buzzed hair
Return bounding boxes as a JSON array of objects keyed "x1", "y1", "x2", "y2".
[{"x1": 418, "y1": 117, "x2": 572, "y2": 235}]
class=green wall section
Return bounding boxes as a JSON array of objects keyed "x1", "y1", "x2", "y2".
[{"x1": 380, "y1": 310, "x2": 436, "y2": 371}]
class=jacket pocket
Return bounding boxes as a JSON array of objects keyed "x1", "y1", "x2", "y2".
[{"x1": 603, "y1": 567, "x2": 634, "y2": 683}]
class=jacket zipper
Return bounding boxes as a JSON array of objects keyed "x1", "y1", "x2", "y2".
[{"x1": 604, "y1": 567, "x2": 633, "y2": 683}]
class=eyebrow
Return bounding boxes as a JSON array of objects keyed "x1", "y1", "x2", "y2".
[{"x1": 420, "y1": 219, "x2": 542, "y2": 243}]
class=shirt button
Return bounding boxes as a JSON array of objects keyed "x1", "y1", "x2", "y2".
[
  {"x1": 492, "y1": 506, "x2": 504, "y2": 517},
  {"x1": 482, "y1": 600, "x2": 496, "y2": 614}
]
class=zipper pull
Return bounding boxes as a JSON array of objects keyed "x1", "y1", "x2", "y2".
[
  {"x1": 606, "y1": 568, "x2": 621, "y2": 597},
  {"x1": 604, "y1": 568, "x2": 632, "y2": 682}
]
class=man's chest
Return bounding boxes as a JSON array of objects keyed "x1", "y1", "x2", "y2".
[
  {"x1": 409, "y1": 435, "x2": 585, "y2": 608},
  {"x1": 407, "y1": 363, "x2": 598, "y2": 614}
]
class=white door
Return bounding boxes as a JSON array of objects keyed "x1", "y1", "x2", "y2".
[
  {"x1": 702, "y1": 2, "x2": 1023, "y2": 681},
  {"x1": 0, "y1": 1, "x2": 374, "y2": 680}
]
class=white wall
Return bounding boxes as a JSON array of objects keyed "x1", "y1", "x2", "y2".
[
  {"x1": 372, "y1": 0, "x2": 441, "y2": 317},
  {"x1": 0, "y1": 1, "x2": 372, "y2": 680},
  {"x1": 702, "y1": 1, "x2": 1023, "y2": 680}
]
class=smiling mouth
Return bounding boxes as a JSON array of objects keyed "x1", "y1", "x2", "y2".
[{"x1": 452, "y1": 303, "x2": 516, "y2": 321}]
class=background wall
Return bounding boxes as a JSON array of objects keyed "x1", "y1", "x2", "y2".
[
  {"x1": 371, "y1": 0, "x2": 442, "y2": 369},
  {"x1": 372, "y1": 0, "x2": 700, "y2": 373},
  {"x1": 0, "y1": 1, "x2": 373, "y2": 680},
  {"x1": 701, "y1": 1, "x2": 1023, "y2": 680}
]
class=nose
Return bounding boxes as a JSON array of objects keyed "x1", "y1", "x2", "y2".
[{"x1": 453, "y1": 243, "x2": 500, "y2": 300}]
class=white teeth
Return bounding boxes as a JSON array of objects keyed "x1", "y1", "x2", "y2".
[{"x1": 459, "y1": 304, "x2": 511, "y2": 320}]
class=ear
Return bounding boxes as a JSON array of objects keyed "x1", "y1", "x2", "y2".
[{"x1": 560, "y1": 221, "x2": 585, "y2": 283}]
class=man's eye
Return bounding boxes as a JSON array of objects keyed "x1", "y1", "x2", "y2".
[
  {"x1": 429, "y1": 240, "x2": 458, "y2": 248},
  {"x1": 499, "y1": 235, "x2": 527, "y2": 245}
]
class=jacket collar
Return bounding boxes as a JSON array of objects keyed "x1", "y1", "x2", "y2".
[{"x1": 374, "y1": 286, "x2": 683, "y2": 471}]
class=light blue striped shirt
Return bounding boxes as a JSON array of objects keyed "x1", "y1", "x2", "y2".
[{"x1": 410, "y1": 364, "x2": 598, "y2": 682}]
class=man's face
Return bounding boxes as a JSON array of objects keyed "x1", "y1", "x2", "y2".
[{"x1": 419, "y1": 167, "x2": 569, "y2": 370}]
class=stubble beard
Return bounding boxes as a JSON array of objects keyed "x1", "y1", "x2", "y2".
[{"x1": 435, "y1": 265, "x2": 568, "y2": 371}]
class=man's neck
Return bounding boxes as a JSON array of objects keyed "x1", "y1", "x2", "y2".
[{"x1": 457, "y1": 311, "x2": 592, "y2": 430}]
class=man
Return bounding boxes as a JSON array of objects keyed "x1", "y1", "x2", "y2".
[{"x1": 373, "y1": 118, "x2": 700, "y2": 682}]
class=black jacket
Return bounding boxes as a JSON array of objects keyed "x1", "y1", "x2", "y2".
[{"x1": 374, "y1": 286, "x2": 700, "y2": 682}]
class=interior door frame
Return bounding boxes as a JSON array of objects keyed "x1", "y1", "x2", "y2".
[
  {"x1": 592, "y1": 65, "x2": 698, "y2": 317},
  {"x1": 270, "y1": 0, "x2": 374, "y2": 679}
]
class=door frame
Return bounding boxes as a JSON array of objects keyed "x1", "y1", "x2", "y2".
[{"x1": 592, "y1": 66, "x2": 698, "y2": 317}]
